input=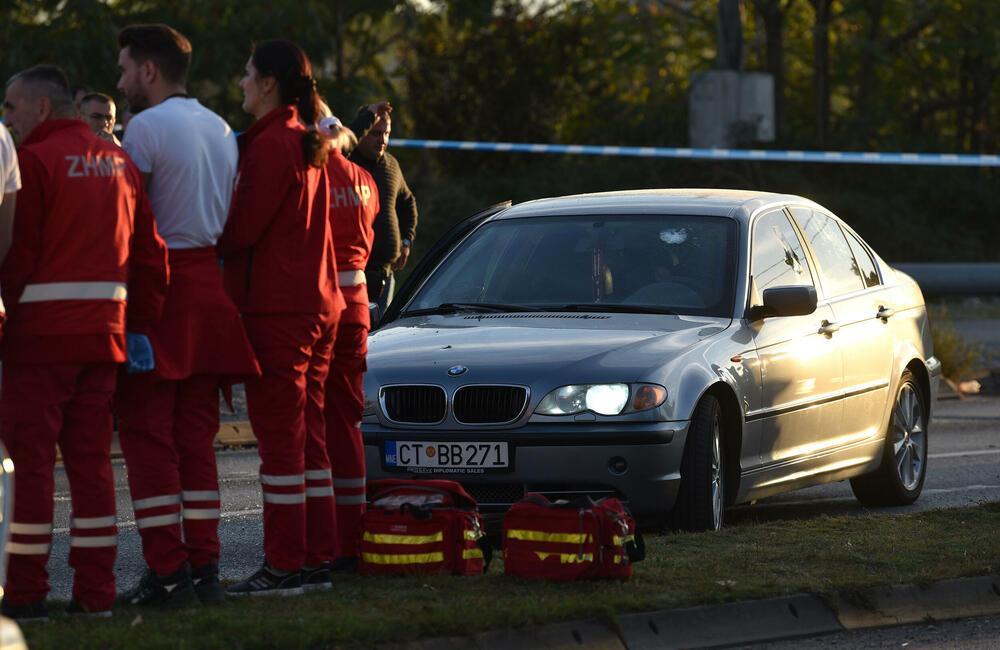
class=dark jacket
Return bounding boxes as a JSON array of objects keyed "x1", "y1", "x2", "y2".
[{"x1": 348, "y1": 150, "x2": 418, "y2": 275}]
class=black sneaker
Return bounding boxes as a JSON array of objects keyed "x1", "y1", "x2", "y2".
[
  {"x1": 65, "y1": 600, "x2": 112, "y2": 618},
  {"x1": 300, "y1": 563, "x2": 332, "y2": 591},
  {"x1": 1, "y1": 598, "x2": 49, "y2": 623},
  {"x1": 329, "y1": 556, "x2": 359, "y2": 573},
  {"x1": 190, "y1": 563, "x2": 224, "y2": 604},
  {"x1": 227, "y1": 561, "x2": 302, "y2": 597},
  {"x1": 115, "y1": 567, "x2": 197, "y2": 608}
]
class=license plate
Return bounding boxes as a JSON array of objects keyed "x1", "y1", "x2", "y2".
[{"x1": 383, "y1": 441, "x2": 510, "y2": 473}]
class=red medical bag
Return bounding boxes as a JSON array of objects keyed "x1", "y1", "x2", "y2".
[
  {"x1": 359, "y1": 478, "x2": 486, "y2": 576},
  {"x1": 502, "y1": 494, "x2": 644, "y2": 580}
]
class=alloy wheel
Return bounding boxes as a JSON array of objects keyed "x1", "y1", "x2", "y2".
[
  {"x1": 711, "y1": 414, "x2": 723, "y2": 530},
  {"x1": 892, "y1": 382, "x2": 926, "y2": 491}
]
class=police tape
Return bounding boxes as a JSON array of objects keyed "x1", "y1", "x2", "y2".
[{"x1": 392, "y1": 139, "x2": 1000, "y2": 167}]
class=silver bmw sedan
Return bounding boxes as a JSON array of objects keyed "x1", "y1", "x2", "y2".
[{"x1": 360, "y1": 189, "x2": 940, "y2": 531}]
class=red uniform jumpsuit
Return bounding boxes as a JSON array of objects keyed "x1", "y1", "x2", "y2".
[
  {"x1": 114, "y1": 157, "x2": 259, "y2": 580},
  {"x1": 217, "y1": 106, "x2": 344, "y2": 572},
  {"x1": 324, "y1": 149, "x2": 379, "y2": 559},
  {"x1": 0, "y1": 119, "x2": 168, "y2": 611}
]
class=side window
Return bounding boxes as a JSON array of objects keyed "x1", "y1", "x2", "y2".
[
  {"x1": 792, "y1": 208, "x2": 866, "y2": 297},
  {"x1": 750, "y1": 210, "x2": 814, "y2": 297},
  {"x1": 844, "y1": 229, "x2": 880, "y2": 288}
]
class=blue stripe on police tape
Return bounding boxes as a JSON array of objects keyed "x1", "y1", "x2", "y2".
[{"x1": 392, "y1": 139, "x2": 1000, "y2": 167}]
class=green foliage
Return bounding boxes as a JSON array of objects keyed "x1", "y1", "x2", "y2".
[
  {"x1": 2, "y1": 0, "x2": 998, "y2": 263},
  {"x1": 928, "y1": 305, "x2": 985, "y2": 382}
]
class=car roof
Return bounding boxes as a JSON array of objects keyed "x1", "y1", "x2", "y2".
[{"x1": 494, "y1": 188, "x2": 820, "y2": 224}]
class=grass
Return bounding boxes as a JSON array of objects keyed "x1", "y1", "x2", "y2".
[{"x1": 21, "y1": 502, "x2": 1000, "y2": 649}]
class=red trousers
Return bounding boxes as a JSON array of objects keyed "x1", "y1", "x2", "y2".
[
  {"x1": 116, "y1": 373, "x2": 223, "y2": 575},
  {"x1": 0, "y1": 362, "x2": 118, "y2": 611},
  {"x1": 325, "y1": 286, "x2": 370, "y2": 557},
  {"x1": 244, "y1": 312, "x2": 337, "y2": 571}
]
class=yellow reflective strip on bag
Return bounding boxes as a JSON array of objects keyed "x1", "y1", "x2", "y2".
[
  {"x1": 532, "y1": 551, "x2": 594, "y2": 563},
  {"x1": 463, "y1": 528, "x2": 482, "y2": 540},
  {"x1": 462, "y1": 548, "x2": 484, "y2": 560},
  {"x1": 362, "y1": 551, "x2": 444, "y2": 565},
  {"x1": 506, "y1": 529, "x2": 593, "y2": 544},
  {"x1": 363, "y1": 531, "x2": 444, "y2": 545}
]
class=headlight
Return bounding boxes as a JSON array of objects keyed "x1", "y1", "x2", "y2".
[
  {"x1": 534, "y1": 383, "x2": 666, "y2": 416},
  {"x1": 535, "y1": 384, "x2": 629, "y2": 416}
]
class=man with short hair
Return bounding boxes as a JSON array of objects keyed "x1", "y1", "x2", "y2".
[
  {"x1": 78, "y1": 92, "x2": 120, "y2": 145},
  {"x1": 349, "y1": 112, "x2": 418, "y2": 313},
  {"x1": 0, "y1": 64, "x2": 168, "y2": 620},
  {"x1": 114, "y1": 23, "x2": 259, "y2": 608}
]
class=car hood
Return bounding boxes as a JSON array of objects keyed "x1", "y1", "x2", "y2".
[{"x1": 367, "y1": 313, "x2": 733, "y2": 384}]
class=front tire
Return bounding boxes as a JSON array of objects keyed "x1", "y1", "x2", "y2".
[
  {"x1": 850, "y1": 369, "x2": 928, "y2": 506},
  {"x1": 669, "y1": 394, "x2": 724, "y2": 532}
]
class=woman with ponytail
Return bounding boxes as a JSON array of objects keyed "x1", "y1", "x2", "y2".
[{"x1": 218, "y1": 39, "x2": 344, "y2": 596}]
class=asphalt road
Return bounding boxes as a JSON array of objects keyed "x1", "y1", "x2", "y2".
[{"x1": 41, "y1": 393, "x2": 1000, "y2": 601}]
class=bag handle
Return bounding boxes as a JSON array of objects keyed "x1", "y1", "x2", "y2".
[
  {"x1": 371, "y1": 484, "x2": 479, "y2": 510},
  {"x1": 624, "y1": 530, "x2": 645, "y2": 562},
  {"x1": 399, "y1": 502, "x2": 433, "y2": 520}
]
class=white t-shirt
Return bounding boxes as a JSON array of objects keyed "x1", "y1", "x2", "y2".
[
  {"x1": 122, "y1": 97, "x2": 237, "y2": 249},
  {"x1": 0, "y1": 125, "x2": 20, "y2": 197}
]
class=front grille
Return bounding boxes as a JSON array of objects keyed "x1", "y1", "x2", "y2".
[
  {"x1": 464, "y1": 484, "x2": 526, "y2": 512},
  {"x1": 381, "y1": 385, "x2": 446, "y2": 423},
  {"x1": 453, "y1": 385, "x2": 528, "y2": 424},
  {"x1": 526, "y1": 483, "x2": 623, "y2": 504}
]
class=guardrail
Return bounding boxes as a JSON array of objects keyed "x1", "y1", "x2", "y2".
[{"x1": 893, "y1": 263, "x2": 1000, "y2": 296}]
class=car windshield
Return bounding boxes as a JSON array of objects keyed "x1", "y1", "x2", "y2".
[{"x1": 406, "y1": 214, "x2": 739, "y2": 317}]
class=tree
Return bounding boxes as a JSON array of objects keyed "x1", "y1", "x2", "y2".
[{"x1": 748, "y1": 0, "x2": 798, "y2": 140}]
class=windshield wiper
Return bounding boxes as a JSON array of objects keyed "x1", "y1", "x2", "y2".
[
  {"x1": 404, "y1": 302, "x2": 541, "y2": 316},
  {"x1": 548, "y1": 303, "x2": 679, "y2": 315}
]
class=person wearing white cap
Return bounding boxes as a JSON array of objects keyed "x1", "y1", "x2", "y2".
[{"x1": 310, "y1": 112, "x2": 381, "y2": 581}]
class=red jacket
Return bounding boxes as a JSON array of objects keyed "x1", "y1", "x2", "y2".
[
  {"x1": 328, "y1": 149, "x2": 379, "y2": 273},
  {"x1": 218, "y1": 106, "x2": 342, "y2": 315},
  {"x1": 0, "y1": 119, "x2": 168, "y2": 364}
]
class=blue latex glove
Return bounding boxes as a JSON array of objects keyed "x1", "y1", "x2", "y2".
[{"x1": 125, "y1": 333, "x2": 155, "y2": 374}]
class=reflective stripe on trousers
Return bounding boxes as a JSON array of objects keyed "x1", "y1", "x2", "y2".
[{"x1": 19, "y1": 281, "x2": 127, "y2": 302}]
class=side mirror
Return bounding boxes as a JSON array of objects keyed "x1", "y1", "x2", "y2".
[
  {"x1": 748, "y1": 285, "x2": 817, "y2": 321},
  {"x1": 369, "y1": 302, "x2": 382, "y2": 330}
]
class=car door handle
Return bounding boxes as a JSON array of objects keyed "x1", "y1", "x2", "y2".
[
  {"x1": 819, "y1": 320, "x2": 840, "y2": 336},
  {"x1": 877, "y1": 306, "x2": 895, "y2": 320}
]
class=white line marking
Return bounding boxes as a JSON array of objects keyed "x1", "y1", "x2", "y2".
[{"x1": 929, "y1": 449, "x2": 1000, "y2": 459}]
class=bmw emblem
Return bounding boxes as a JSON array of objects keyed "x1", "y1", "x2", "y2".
[{"x1": 447, "y1": 365, "x2": 468, "y2": 377}]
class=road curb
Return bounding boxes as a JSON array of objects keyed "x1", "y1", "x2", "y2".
[
  {"x1": 98, "y1": 420, "x2": 257, "y2": 461},
  {"x1": 832, "y1": 574, "x2": 1000, "y2": 629},
  {"x1": 618, "y1": 593, "x2": 841, "y2": 649},
  {"x1": 383, "y1": 621, "x2": 625, "y2": 650},
  {"x1": 387, "y1": 574, "x2": 1000, "y2": 649},
  {"x1": 214, "y1": 420, "x2": 257, "y2": 449}
]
